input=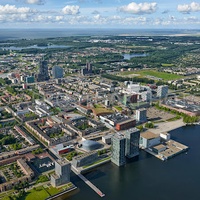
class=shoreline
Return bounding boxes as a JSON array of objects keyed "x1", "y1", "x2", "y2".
[{"x1": 148, "y1": 119, "x2": 185, "y2": 134}]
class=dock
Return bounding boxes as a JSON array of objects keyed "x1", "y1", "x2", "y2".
[
  {"x1": 143, "y1": 139, "x2": 189, "y2": 161},
  {"x1": 71, "y1": 166, "x2": 105, "y2": 198}
]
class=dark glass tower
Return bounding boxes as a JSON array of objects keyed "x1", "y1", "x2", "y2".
[{"x1": 36, "y1": 60, "x2": 50, "y2": 82}]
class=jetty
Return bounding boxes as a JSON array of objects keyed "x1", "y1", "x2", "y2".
[{"x1": 71, "y1": 166, "x2": 105, "y2": 197}]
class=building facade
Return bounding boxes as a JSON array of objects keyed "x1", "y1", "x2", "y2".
[
  {"x1": 36, "y1": 60, "x2": 49, "y2": 82},
  {"x1": 51, "y1": 159, "x2": 71, "y2": 187},
  {"x1": 125, "y1": 128, "x2": 140, "y2": 158},
  {"x1": 72, "y1": 151, "x2": 98, "y2": 168},
  {"x1": 52, "y1": 66, "x2": 64, "y2": 79},
  {"x1": 111, "y1": 133, "x2": 126, "y2": 166},
  {"x1": 136, "y1": 108, "x2": 147, "y2": 123},
  {"x1": 157, "y1": 85, "x2": 168, "y2": 98}
]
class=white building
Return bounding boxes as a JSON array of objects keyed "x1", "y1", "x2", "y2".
[
  {"x1": 140, "y1": 131, "x2": 160, "y2": 148},
  {"x1": 127, "y1": 84, "x2": 141, "y2": 93},
  {"x1": 141, "y1": 91, "x2": 152, "y2": 102},
  {"x1": 135, "y1": 109, "x2": 147, "y2": 122},
  {"x1": 160, "y1": 132, "x2": 170, "y2": 141},
  {"x1": 157, "y1": 85, "x2": 168, "y2": 98}
]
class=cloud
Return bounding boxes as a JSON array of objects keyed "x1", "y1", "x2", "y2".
[
  {"x1": 0, "y1": 4, "x2": 35, "y2": 14},
  {"x1": 91, "y1": 10, "x2": 100, "y2": 14},
  {"x1": 62, "y1": 5, "x2": 80, "y2": 15},
  {"x1": 177, "y1": 2, "x2": 200, "y2": 14},
  {"x1": 55, "y1": 16, "x2": 64, "y2": 21},
  {"x1": 162, "y1": 10, "x2": 169, "y2": 14},
  {"x1": 119, "y1": 2, "x2": 157, "y2": 15},
  {"x1": 25, "y1": 0, "x2": 45, "y2": 5}
]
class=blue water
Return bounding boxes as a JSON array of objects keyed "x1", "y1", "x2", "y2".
[
  {"x1": 1, "y1": 45, "x2": 71, "y2": 51},
  {"x1": 0, "y1": 29, "x2": 200, "y2": 40},
  {"x1": 67, "y1": 125, "x2": 200, "y2": 200},
  {"x1": 123, "y1": 53, "x2": 148, "y2": 60}
]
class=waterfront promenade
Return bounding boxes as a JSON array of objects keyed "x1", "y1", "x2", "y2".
[
  {"x1": 71, "y1": 166, "x2": 105, "y2": 198},
  {"x1": 148, "y1": 119, "x2": 185, "y2": 134}
]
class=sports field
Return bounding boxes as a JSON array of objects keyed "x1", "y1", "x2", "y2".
[{"x1": 120, "y1": 70, "x2": 183, "y2": 81}]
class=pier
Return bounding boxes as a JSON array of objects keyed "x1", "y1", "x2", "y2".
[{"x1": 71, "y1": 166, "x2": 105, "y2": 198}]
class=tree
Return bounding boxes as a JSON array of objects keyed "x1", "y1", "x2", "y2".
[{"x1": 145, "y1": 121, "x2": 154, "y2": 128}]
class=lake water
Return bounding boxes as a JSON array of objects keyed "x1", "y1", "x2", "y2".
[
  {"x1": 123, "y1": 53, "x2": 148, "y2": 60},
  {"x1": 66, "y1": 125, "x2": 200, "y2": 200},
  {"x1": 0, "y1": 29, "x2": 200, "y2": 41},
  {"x1": 0, "y1": 45, "x2": 70, "y2": 51}
]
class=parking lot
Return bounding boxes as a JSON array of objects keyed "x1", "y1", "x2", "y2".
[{"x1": 147, "y1": 107, "x2": 175, "y2": 122}]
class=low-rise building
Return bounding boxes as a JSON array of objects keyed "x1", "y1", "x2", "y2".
[
  {"x1": 72, "y1": 151, "x2": 98, "y2": 168},
  {"x1": 140, "y1": 131, "x2": 160, "y2": 149}
]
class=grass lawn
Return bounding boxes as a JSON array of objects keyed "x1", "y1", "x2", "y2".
[
  {"x1": 114, "y1": 106, "x2": 123, "y2": 111},
  {"x1": 21, "y1": 186, "x2": 50, "y2": 200},
  {"x1": 123, "y1": 70, "x2": 183, "y2": 81},
  {"x1": 92, "y1": 107, "x2": 113, "y2": 115},
  {"x1": 161, "y1": 63, "x2": 175, "y2": 67},
  {"x1": 83, "y1": 157, "x2": 111, "y2": 169},
  {"x1": 46, "y1": 187, "x2": 60, "y2": 196}
]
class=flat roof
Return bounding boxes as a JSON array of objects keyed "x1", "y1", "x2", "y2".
[
  {"x1": 141, "y1": 131, "x2": 159, "y2": 139},
  {"x1": 153, "y1": 144, "x2": 166, "y2": 150}
]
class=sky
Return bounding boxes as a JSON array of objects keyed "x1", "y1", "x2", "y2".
[{"x1": 0, "y1": 0, "x2": 200, "y2": 29}]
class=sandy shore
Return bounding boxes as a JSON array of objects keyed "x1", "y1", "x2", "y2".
[{"x1": 148, "y1": 119, "x2": 185, "y2": 134}]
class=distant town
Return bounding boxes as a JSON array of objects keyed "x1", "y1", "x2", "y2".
[{"x1": 0, "y1": 35, "x2": 200, "y2": 200}]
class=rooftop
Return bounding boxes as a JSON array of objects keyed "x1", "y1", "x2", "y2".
[{"x1": 141, "y1": 131, "x2": 159, "y2": 139}]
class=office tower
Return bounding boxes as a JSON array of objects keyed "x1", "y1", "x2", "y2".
[
  {"x1": 136, "y1": 109, "x2": 147, "y2": 123},
  {"x1": 157, "y1": 85, "x2": 168, "y2": 98},
  {"x1": 81, "y1": 62, "x2": 93, "y2": 76},
  {"x1": 51, "y1": 159, "x2": 71, "y2": 187},
  {"x1": 111, "y1": 133, "x2": 126, "y2": 166},
  {"x1": 52, "y1": 66, "x2": 63, "y2": 79},
  {"x1": 141, "y1": 91, "x2": 152, "y2": 102},
  {"x1": 125, "y1": 128, "x2": 140, "y2": 158},
  {"x1": 36, "y1": 60, "x2": 49, "y2": 82}
]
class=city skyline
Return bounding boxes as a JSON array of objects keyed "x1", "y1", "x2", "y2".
[{"x1": 0, "y1": 0, "x2": 200, "y2": 29}]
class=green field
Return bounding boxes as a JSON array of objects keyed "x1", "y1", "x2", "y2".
[
  {"x1": 121, "y1": 70, "x2": 183, "y2": 81},
  {"x1": 161, "y1": 63, "x2": 175, "y2": 67},
  {"x1": 114, "y1": 106, "x2": 123, "y2": 111}
]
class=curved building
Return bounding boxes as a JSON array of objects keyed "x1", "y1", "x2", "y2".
[{"x1": 81, "y1": 140, "x2": 102, "y2": 151}]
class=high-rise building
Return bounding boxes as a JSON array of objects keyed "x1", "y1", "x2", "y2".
[
  {"x1": 52, "y1": 66, "x2": 63, "y2": 79},
  {"x1": 136, "y1": 108, "x2": 147, "y2": 123},
  {"x1": 36, "y1": 60, "x2": 49, "y2": 82},
  {"x1": 125, "y1": 128, "x2": 140, "y2": 158},
  {"x1": 81, "y1": 62, "x2": 93, "y2": 76},
  {"x1": 111, "y1": 133, "x2": 126, "y2": 166},
  {"x1": 141, "y1": 91, "x2": 152, "y2": 102},
  {"x1": 157, "y1": 85, "x2": 168, "y2": 98},
  {"x1": 51, "y1": 159, "x2": 71, "y2": 187}
]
